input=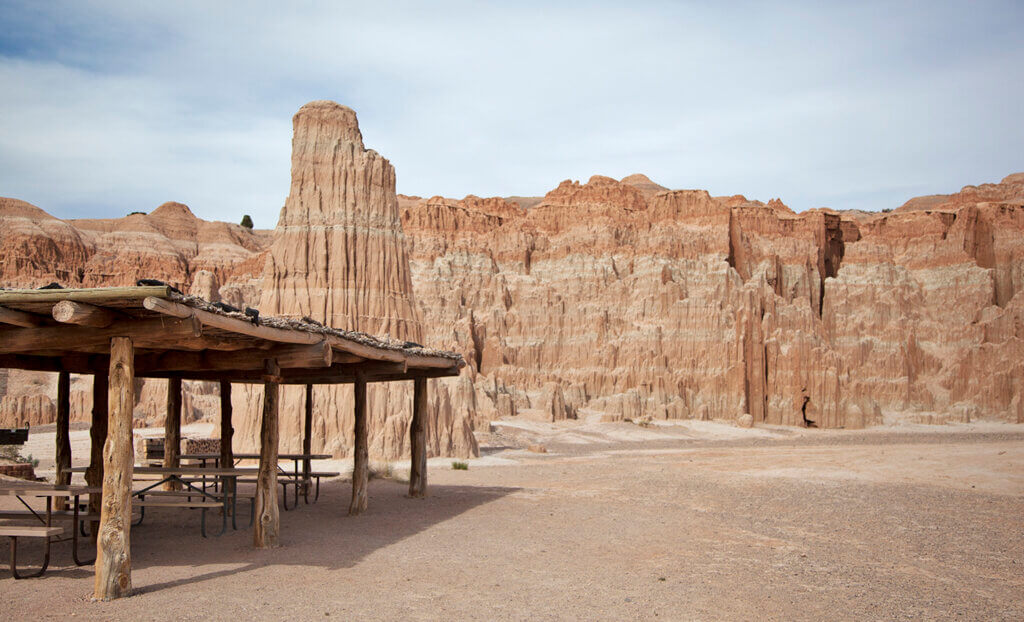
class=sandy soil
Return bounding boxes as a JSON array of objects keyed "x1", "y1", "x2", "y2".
[{"x1": 2, "y1": 421, "x2": 1022, "y2": 621}]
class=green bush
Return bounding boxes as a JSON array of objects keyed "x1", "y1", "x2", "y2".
[
  {"x1": 451, "y1": 461, "x2": 469, "y2": 470},
  {"x1": 240, "y1": 214, "x2": 254, "y2": 229}
]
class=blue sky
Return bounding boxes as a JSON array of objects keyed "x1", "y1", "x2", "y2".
[{"x1": 0, "y1": 1, "x2": 1021, "y2": 226}]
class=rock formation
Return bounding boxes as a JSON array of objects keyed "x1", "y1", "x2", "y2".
[
  {"x1": 403, "y1": 172, "x2": 1024, "y2": 429},
  {"x1": 2, "y1": 115, "x2": 1022, "y2": 448},
  {"x1": 235, "y1": 100, "x2": 477, "y2": 459}
]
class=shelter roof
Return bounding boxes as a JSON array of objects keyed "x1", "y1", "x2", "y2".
[{"x1": 0, "y1": 285, "x2": 463, "y2": 384}]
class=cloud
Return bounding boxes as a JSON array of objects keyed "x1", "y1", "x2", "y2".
[{"x1": 0, "y1": 0, "x2": 1022, "y2": 225}]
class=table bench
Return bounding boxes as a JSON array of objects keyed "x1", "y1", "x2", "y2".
[
  {"x1": 0, "y1": 525, "x2": 64, "y2": 579},
  {"x1": 134, "y1": 489, "x2": 255, "y2": 530},
  {"x1": 0, "y1": 509, "x2": 101, "y2": 537},
  {"x1": 0, "y1": 485, "x2": 98, "y2": 576}
]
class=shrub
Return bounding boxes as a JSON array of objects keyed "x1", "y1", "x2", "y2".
[
  {"x1": 451, "y1": 461, "x2": 469, "y2": 470},
  {"x1": 240, "y1": 214, "x2": 254, "y2": 229}
]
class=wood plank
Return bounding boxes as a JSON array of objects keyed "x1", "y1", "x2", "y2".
[
  {"x1": 94, "y1": 336, "x2": 134, "y2": 601},
  {"x1": 144, "y1": 296, "x2": 320, "y2": 345},
  {"x1": 55, "y1": 371, "x2": 71, "y2": 510},
  {"x1": 137, "y1": 342, "x2": 333, "y2": 373},
  {"x1": 141, "y1": 296, "x2": 446, "y2": 367},
  {"x1": 129, "y1": 363, "x2": 463, "y2": 384},
  {"x1": 253, "y1": 359, "x2": 280, "y2": 548},
  {"x1": 163, "y1": 377, "x2": 182, "y2": 491},
  {"x1": 86, "y1": 372, "x2": 108, "y2": 541},
  {"x1": 0, "y1": 305, "x2": 48, "y2": 327},
  {"x1": 0, "y1": 526, "x2": 64, "y2": 537},
  {"x1": 409, "y1": 377, "x2": 428, "y2": 498},
  {"x1": 0, "y1": 285, "x2": 171, "y2": 305},
  {"x1": 52, "y1": 300, "x2": 123, "y2": 327},
  {"x1": 0, "y1": 317, "x2": 202, "y2": 354},
  {"x1": 349, "y1": 375, "x2": 368, "y2": 516}
]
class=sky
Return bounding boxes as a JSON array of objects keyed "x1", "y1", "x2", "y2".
[{"x1": 0, "y1": 1, "x2": 1021, "y2": 226}]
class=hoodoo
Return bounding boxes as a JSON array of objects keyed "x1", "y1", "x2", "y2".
[{"x1": 239, "y1": 100, "x2": 478, "y2": 459}]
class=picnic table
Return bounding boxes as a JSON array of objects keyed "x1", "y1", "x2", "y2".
[
  {"x1": 0, "y1": 484, "x2": 99, "y2": 578},
  {"x1": 70, "y1": 465, "x2": 258, "y2": 536},
  {"x1": 181, "y1": 452, "x2": 335, "y2": 508}
]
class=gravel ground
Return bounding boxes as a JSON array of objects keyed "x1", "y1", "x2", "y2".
[{"x1": 1, "y1": 425, "x2": 1022, "y2": 621}]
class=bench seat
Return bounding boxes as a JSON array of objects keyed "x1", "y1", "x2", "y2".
[
  {"x1": 0, "y1": 525, "x2": 64, "y2": 537},
  {"x1": 1, "y1": 525, "x2": 65, "y2": 579}
]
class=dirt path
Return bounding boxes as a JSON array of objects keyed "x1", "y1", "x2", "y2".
[{"x1": 2, "y1": 426, "x2": 1022, "y2": 620}]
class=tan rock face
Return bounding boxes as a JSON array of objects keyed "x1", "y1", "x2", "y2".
[
  {"x1": 235, "y1": 100, "x2": 478, "y2": 459},
  {"x1": 404, "y1": 172, "x2": 1024, "y2": 430},
  {"x1": 2, "y1": 130, "x2": 1021, "y2": 449}
]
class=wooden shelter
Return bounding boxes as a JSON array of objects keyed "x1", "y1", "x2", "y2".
[{"x1": 0, "y1": 286, "x2": 463, "y2": 599}]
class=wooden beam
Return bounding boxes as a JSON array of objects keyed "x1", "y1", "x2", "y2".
[
  {"x1": 303, "y1": 384, "x2": 313, "y2": 485},
  {"x1": 163, "y1": 377, "x2": 182, "y2": 491},
  {"x1": 409, "y1": 378, "x2": 428, "y2": 498},
  {"x1": 86, "y1": 372, "x2": 108, "y2": 541},
  {"x1": 219, "y1": 380, "x2": 233, "y2": 511},
  {"x1": 135, "y1": 341, "x2": 333, "y2": 374},
  {"x1": 52, "y1": 300, "x2": 122, "y2": 327},
  {"x1": 349, "y1": 374, "x2": 368, "y2": 516},
  {"x1": 0, "y1": 317, "x2": 202, "y2": 354},
  {"x1": 132, "y1": 362, "x2": 463, "y2": 384},
  {"x1": 254, "y1": 359, "x2": 280, "y2": 548},
  {"x1": 94, "y1": 337, "x2": 134, "y2": 601},
  {"x1": 144, "y1": 296, "x2": 321, "y2": 345},
  {"x1": 0, "y1": 285, "x2": 171, "y2": 305},
  {"x1": 0, "y1": 353, "x2": 99, "y2": 374},
  {"x1": 55, "y1": 370, "x2": 71, "y2": 511},
  {"x1": 142, "y1": 296, "x2": 426, "y2": 366},
  {"x1": 0, "y1": 305, "x2": 48, "y2": 327}
]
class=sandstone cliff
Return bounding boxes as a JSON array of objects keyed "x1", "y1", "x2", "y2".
[{"x1": 2, "y1": 138, "x2": 1021, "y2": 452}]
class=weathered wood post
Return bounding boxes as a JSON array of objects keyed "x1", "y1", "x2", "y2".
[
  {"x1": 408, "y1": 377, "x2": 428, "y2": 498},
  {"x1": 219, "y1": 380, "x2": 234, "y2": 507},
  {"x1": 163, "y1": 377, "x2": 182, "y2": 490},
  {"x1": 303, "y1": 383, "x2": 313, "y2": 487},
  {"x1": 54, "y1": 370, "x2": 71, "y2": 510},
  {"x1": 94, "y1": 337, "x2": 134, "y2": 600},
  {"x1": 254, "y1": 359, "x2": 280, "y2": 548},
  {"x1": 86, "y1": 372, "x2": 108, "y2": 540},
  {"x1": 349, "y1": 374, "x2": 368, "y2": 516}
]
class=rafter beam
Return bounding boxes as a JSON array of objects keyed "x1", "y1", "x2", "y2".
[
  {"x1": 136, "y1": 341, "x2": 335, "y2": 373},
  {"x1": 0, "y1": 305, "x2": 49, "y2": 328},
  {"x1": 0, "y1": 285, "x2": 172, "y2": 305},
  {"x1": 0, "y1": 316, "x2": 203, "y2": 354},
  {"x1": 52, "y1": 300, "x2": 123, "y2": 327},
  {"x1": 142, "y1": 296, "x2": 429, "y2": 366}
]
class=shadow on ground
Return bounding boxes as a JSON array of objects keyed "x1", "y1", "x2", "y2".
[{"x1": 110, "y1": 479, "x2": 519, "y2": 594}]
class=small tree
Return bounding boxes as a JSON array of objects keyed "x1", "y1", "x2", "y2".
[{"x1": 240, "y1": 214, "x2": 253, "y2": 229}]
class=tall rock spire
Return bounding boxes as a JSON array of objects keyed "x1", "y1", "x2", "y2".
[
  {"x1": 261, "y1": 100, "x2": 422, "y2": 341},
  {"x1": 240, "y1": 101, "x2": 476, "y2": 460}
]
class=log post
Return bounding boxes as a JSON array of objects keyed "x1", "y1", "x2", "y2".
[
  {"x1": 408, "y1": 377, "x2": 428, "y2": 498},
  {"x1": 163, "y1": 377, "x2": 182, "y2": 490},
  {"x1": 253, "y1": 359, "x2": 280, "y2": 548},
  {"x1": 303, "y1": 384, "x2": 313, "y2": 483},
  {"x1": 86, "y1": 372, "x2": 108, "y2": 540},
  {"x1": 349, "y1": 375, "x2": 368, "y2": 516},
  {"x1": 219, "y1": 380, "x2": 234, "y2": 506},
  {"x1": 94, "y1": 336, "x2": 134, "y2": 600},
  {"x1": 54, "y1": 370, "x2": 71, "y2": 510}
]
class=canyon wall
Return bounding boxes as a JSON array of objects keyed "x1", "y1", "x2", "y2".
[
  {"x1": 401, "y1": 172, "x2": 1024, "y2": 429},
  {"x1": 2, "y1": 112, "x2": 1021, "y2": 457}
]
